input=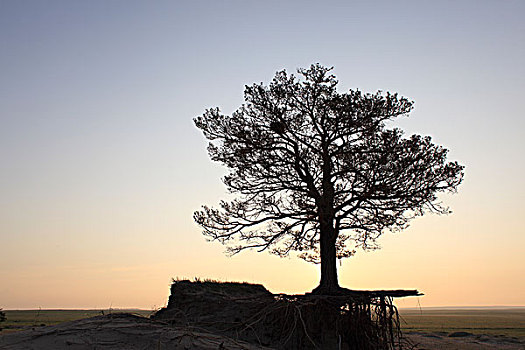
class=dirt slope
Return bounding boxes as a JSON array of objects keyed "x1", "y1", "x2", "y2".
[{"x1": 0, "y1": 313, "x2": 268, "y2": 350}]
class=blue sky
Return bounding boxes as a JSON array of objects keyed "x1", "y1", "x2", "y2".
[{"x1": 1, "y1": 1, "x2": 524, "y2": 308}]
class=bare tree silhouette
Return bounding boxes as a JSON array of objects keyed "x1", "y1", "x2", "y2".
[{"x1": 194, "y1": 64, "x2": 464, "y2": 294}]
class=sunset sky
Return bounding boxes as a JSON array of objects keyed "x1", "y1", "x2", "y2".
[{"x1": 1, "y1": 1, "x2": 524, "y2": 309}]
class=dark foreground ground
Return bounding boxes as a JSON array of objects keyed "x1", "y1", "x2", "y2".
[
  {"x1": 0, "y1": 313, "x2": 268, "y2": 349},
  {"x1": 1, "y1": 308, "x2": 523, "y2": 349}
]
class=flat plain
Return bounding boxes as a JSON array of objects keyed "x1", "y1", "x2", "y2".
[
  {"x1": 0, "y1": 309, "x2": 153, "y2": 334},
  {"x1": 400, "y1": 308, "x2": 525, "y2": 350},
  {"x1": 399, "y1": 308, "x2": 525, "y2": 338}
]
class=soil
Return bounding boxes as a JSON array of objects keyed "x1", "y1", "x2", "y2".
[
  {"x1": 1, "y1": 313, "x2": 524, "y2": 349},
  {"x1": 0, "y1": 313, "x2": 269, "y2": 350},
  {"x1": 406, "y1": 331, "x2": 524, "y2": 350},
  {"x1": 152, "y1": 280, "x2": 406, "y2": 349}
]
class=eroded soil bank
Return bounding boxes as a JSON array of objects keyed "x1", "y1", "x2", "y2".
[{"x1": 152, "y1": 280, "x2": 411, "y2": 349}]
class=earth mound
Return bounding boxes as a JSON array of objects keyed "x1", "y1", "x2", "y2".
[
  {"x1": 153, "y1": 280, "x2": 279, "y2": 347},
  {"x1": 153, "y1": 279, "x2": 274, "y2": 324},
  {"x1": 152, "y1": 279, "x2": 406, "y2": 349}
]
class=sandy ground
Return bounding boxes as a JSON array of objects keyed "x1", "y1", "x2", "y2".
[
  {"x1": 1, "y1": 313, "x2": 523, "y2": 349},
  {"x1": 406, "y1": 331, "x2": 524, "y2": 350},
  {"x1": 0, "y1": 313, "x2": 269, "y2": 350}
]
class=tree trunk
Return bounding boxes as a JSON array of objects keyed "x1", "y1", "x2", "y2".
[
  {"x1": 312, "y1": 141, "x2": 340, "y2": 295},
  {"x1": 312, "y1": 223, "x2": 340, "y2": 295}
]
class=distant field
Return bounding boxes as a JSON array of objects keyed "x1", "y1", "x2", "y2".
[
  {"x1": 0, "y1": 309, "x2": 153, "y2": 334},
  {"x1": 399, "y1": 308, "x2": 525, "y2": 338},
  {"x1": 1, "y1": 308, "x2": 524, "y2": 339}
]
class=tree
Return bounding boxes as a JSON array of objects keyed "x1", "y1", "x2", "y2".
[{"x1": 194, "y1": 64, "x2": 464, "y2": 294}]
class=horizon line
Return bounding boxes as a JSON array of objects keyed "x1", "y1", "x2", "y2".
[{"x1": 3, "y1": 305, "x2": 525, "y2": 311}]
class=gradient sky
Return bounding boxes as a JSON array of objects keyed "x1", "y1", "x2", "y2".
[{"x1": 1, "y1": 0, "x2": 524, "y2": 309}]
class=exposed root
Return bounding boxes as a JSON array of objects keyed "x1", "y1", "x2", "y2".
[{"x1": 153, "y1": 280, "x2": 420, "y2": 349}]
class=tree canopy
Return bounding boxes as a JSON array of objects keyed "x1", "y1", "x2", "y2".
[{"x1": 194, "y1": 64, "x2": 464, "y2": 293}]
